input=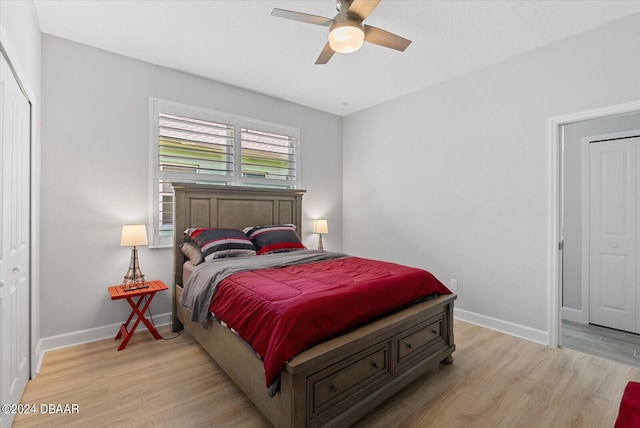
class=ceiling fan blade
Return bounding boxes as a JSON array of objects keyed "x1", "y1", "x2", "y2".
[
  {"x1": 315, "y1": 42, "x2": 335, "y2": 65},
  {"x1": 271, "y1": 8, "x2": 333, "y2": 27},
  {"x1": 347, "y1": 0, "x2": 381, "y2": 21},
  {"x1": 364, "y1": 25, "x2": 412, "y2": 52}
]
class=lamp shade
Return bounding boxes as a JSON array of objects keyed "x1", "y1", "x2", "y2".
[
  {"x1": 120, "y1": 224, "x2": 148, "y2": 247},
  {"x1": 328, "y1": 21, "x2": 365, "y2": 53},
  {"x1": 314, "y1": 219, "x2": 328, "y2": 234}
]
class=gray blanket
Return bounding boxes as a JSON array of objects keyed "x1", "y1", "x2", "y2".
[{"x1": 181, "y1": 250, "x2": 347, "y2": 327}]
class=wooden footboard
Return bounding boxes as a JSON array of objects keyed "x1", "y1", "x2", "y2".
[{"x1": 175, "y1": 284, "x2": 456, "y2": 428}]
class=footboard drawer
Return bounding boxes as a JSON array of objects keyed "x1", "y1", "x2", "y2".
[
  {"x1": 396, "y1": 310, "x2": 447, "y2": 369},
  {"x1": 307, "y1": 339, "x2": 392, "y2": 427}
]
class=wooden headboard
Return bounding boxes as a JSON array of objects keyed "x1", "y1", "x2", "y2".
[{"x1": 172, "y1": 183, "x2": 305, "y2": 286}]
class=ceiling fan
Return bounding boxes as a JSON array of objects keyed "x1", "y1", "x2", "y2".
[{"x1": 271, "y1": 0, "x2": 412, "y2": 64}]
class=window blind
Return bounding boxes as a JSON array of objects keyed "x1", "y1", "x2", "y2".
[
  {"x1": 159, "y1": 113, "x2": 234, "y2": 177},
  {"x1": 241, "y1": 128, "x2": 297, "y2": 183},
  {"x1": 150, "y1": 100, "x2": 300, "y2": 247}
]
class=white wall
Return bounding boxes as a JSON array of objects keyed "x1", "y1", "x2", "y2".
[
  {"x1": 343, "y1": 13, "x2": 640, "y2": 339},
  {"x1": 0, "y1": 0, "x2": 42, "y2": 374},
  {"x1": 40, "y1": 35, "x2": 343, "y2": 341},
  {"x1": 0, "y1": 1, "x2": 41, "y2": 88}
]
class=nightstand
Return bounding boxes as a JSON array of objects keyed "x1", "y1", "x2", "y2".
[{"x1": 107, "y1": 280, "x2": 168, "y2": 350}]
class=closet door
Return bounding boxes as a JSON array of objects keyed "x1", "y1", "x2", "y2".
[
  {"x1": 0, "y1": 54, "x2": 30, "y2": 428},
  {"x1": 588, "y1": 137, "x2": 639, "y2": 332}
]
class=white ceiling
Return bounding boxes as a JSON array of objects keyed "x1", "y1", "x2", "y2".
[{"x1": 33, "y1": 0, "x2": 640, "y2": 116}]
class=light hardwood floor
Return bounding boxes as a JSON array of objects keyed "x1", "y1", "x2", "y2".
[{"x1": 14, "y1": 320, "x2": 639, "y2": 428}]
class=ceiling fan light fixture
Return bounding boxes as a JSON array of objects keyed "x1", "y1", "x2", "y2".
[{"x1": 328, "y1": 20, "x2": 364, "y2": 53}]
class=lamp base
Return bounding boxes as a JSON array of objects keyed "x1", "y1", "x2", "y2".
[
  {"x1": 122, "y1": 246, "x2": 147, "y2": 292},
  {"x1": 318, "y1": 234, "x2": 324, "y2": 251}
]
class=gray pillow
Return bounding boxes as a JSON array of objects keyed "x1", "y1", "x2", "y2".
[{"x1": 180, "y1": 241, "x2": 204, "y2": 265}]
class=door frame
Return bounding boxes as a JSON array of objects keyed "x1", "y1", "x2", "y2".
[{"x1": 548, "y1": 100, "x2": 640, "y2": 348}]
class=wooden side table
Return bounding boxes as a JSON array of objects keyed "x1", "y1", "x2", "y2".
[{"x1": 107, "y1": 280, "x2": 168, "y2": 350}]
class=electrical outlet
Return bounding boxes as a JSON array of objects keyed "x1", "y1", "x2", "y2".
[{"x1": 450, "y1": 279, "x2": 458, "y2": 291}]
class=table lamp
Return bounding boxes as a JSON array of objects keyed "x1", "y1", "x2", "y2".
[
  {"x1": 314, "y1": 219, "x2": 328, "y2": 251},
  {"x1": 121, "y1": 224, "x2": 148, "y2": 291}
]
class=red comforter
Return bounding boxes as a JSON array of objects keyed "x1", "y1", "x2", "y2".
[{"x1": 208, "y1": 256, "x2": 451, "y2": 387}]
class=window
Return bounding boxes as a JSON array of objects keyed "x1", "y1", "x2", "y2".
[{"x1": 149, "y1": 99, "x2": 299, "y2": 247}]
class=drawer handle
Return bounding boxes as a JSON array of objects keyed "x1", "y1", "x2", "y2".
[
  {"x1": 406, "y1": 343, "x2": 414, "y2": 350},
  {"x1": 431, "y1": 329, "x2": 438, "y2": 334},
  {"x1": 371, "y1": 361, "x2": 378, "y2": 369},
  {"x1": 329, "y1": 383, "x2": 337, "y2": 393}
]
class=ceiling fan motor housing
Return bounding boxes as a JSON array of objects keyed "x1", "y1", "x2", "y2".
[{"x1": 336, "y1": 0, "x2": 356, "y2": 13}]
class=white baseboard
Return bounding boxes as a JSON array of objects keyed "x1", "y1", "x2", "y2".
[
  {"x1": 35, "y1": 312, "x2": 172, "y2": 373},
  {"x1": 35, "y1": 309, "x2": 547, "y2": 374},
  {"x1": 34, "y1": 340, "x2": 44, "y2": 377},
  {"x1": 561, "y1": 306, "x2": 587, "y2": 324},
  {"x1": 454, "y1": 308, "x2": 548, "y2": 346}
]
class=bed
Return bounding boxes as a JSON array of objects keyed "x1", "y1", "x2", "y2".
[{"x1": 171, "y1": 184, "x2": 456, "y2": 427}]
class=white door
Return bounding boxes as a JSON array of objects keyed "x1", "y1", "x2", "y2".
[
  {"x1": 0, "y1": 54, "x2": 31, "y2": 428},
  {"x1": 588, "y1": 136, "x2": 639, "y2": 332}
]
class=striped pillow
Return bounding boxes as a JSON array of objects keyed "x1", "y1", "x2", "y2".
[
  {"x1": 184, "y1": 228, "x2": 256, "y2": 261},
  {"x1": 244, "y1": 224, "x2": 305, "y2": 255}
]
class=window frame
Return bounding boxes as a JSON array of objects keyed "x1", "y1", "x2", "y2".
[{"x1": 148, "y1": 98, "x2": 301, "y2": 248}]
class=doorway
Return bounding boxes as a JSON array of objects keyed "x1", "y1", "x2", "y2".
[{"x1": 558, "y1": 113, "x2": 640, "y2": 362}]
